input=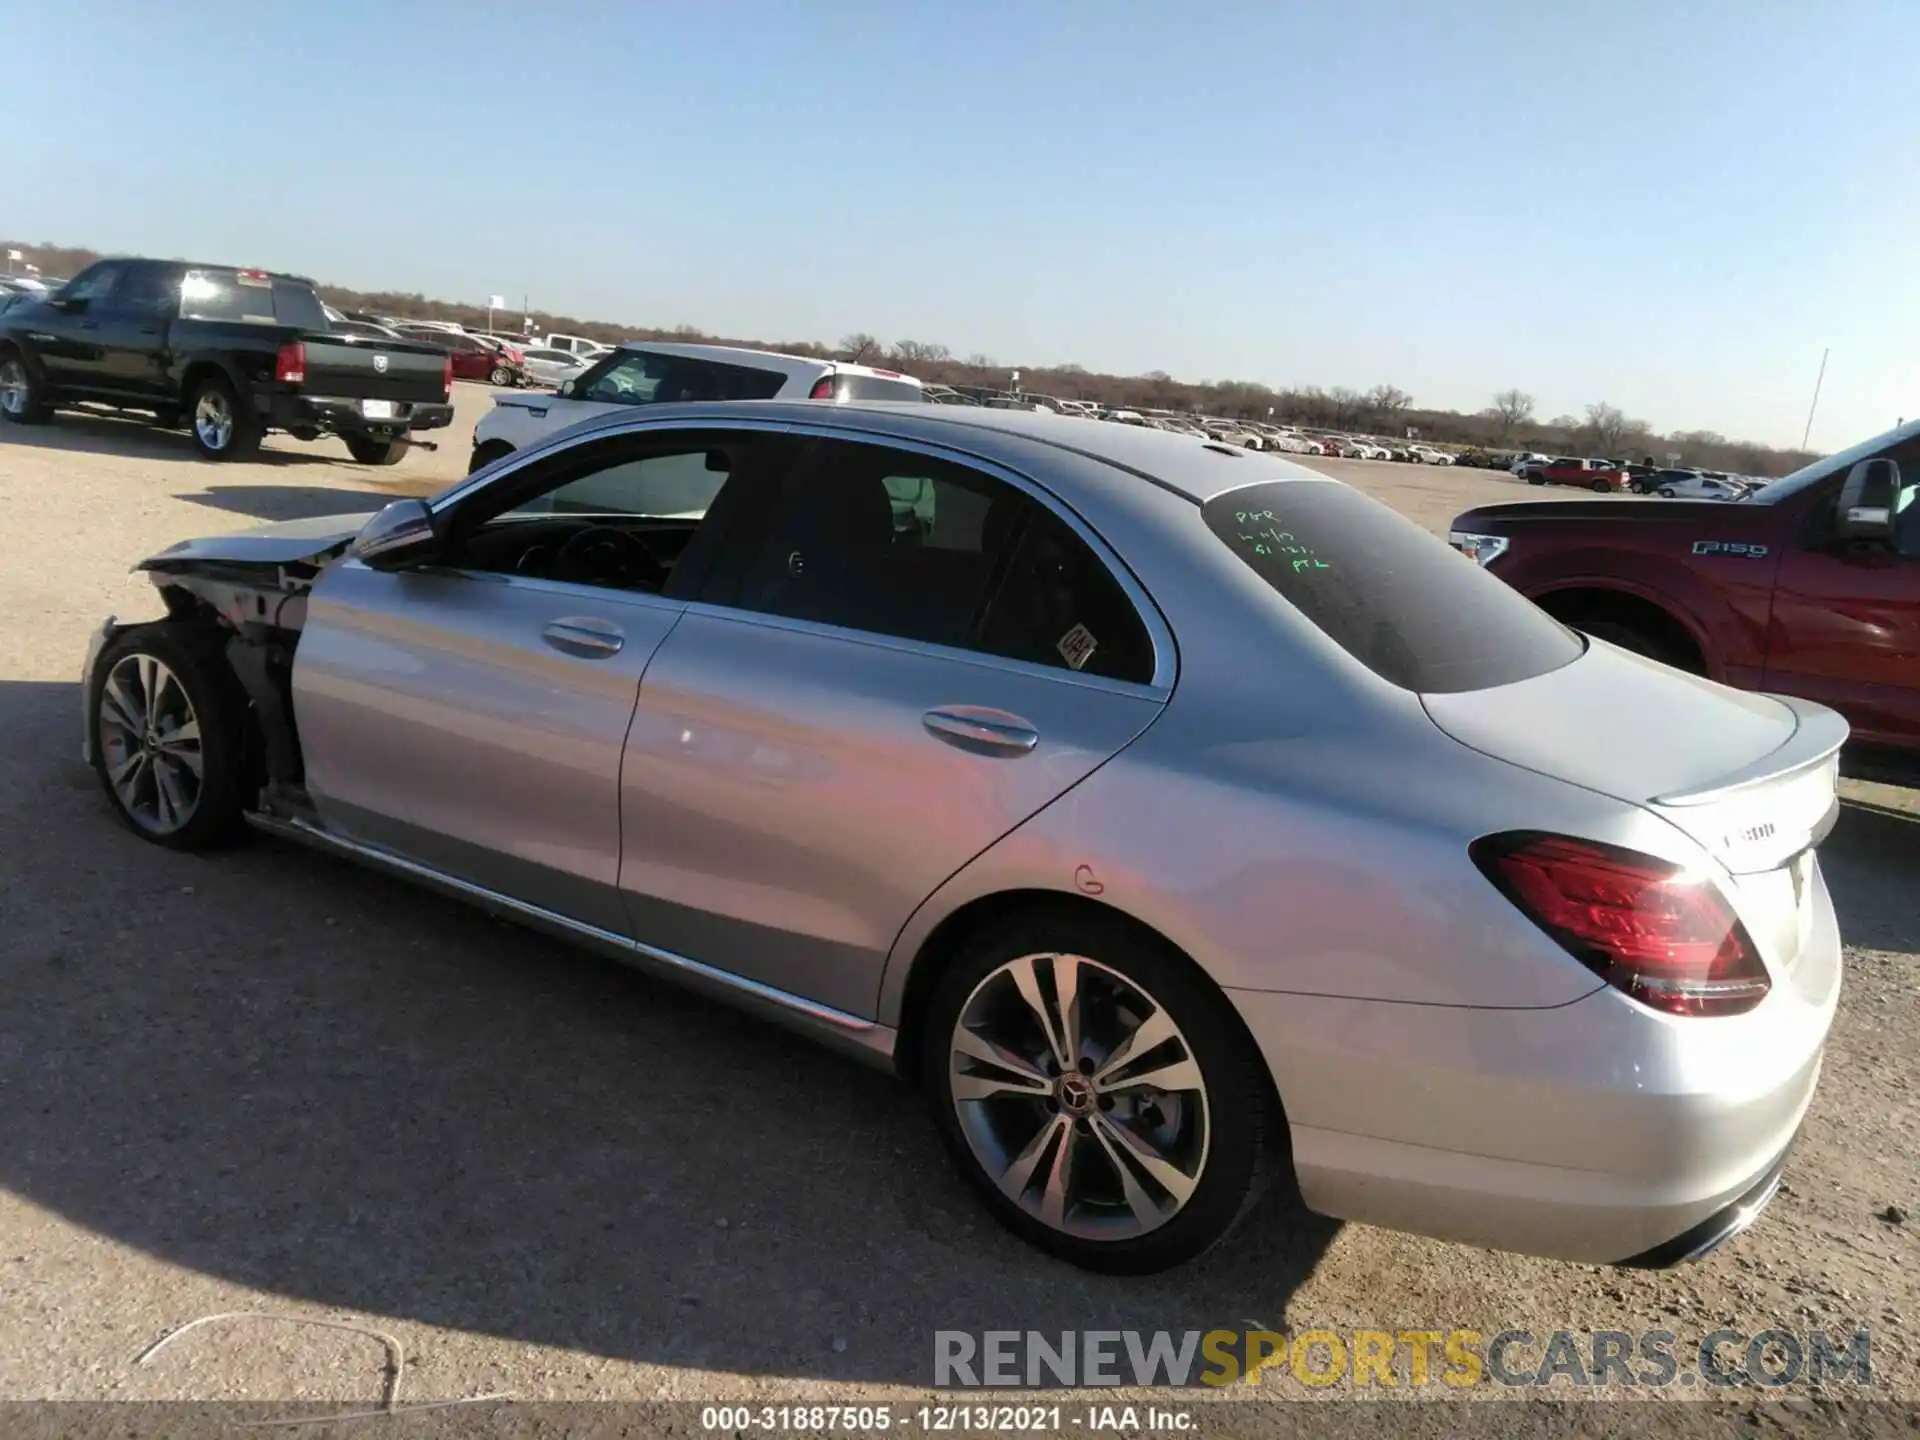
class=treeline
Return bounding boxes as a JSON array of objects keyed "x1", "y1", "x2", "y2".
[{"x1": 5, "y1": 239, "x2": 1819, "y2": 476}]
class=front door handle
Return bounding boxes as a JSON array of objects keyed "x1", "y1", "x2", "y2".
[
  {"x1": 78, "y1": 320, "x2": 98, "y2": 331},
  {"x1": 922, "y1": 706, "x2": 1039, "y2": 755},
  {"x1": 541, "y1": 617, "x2": 625, "y2": 658}
]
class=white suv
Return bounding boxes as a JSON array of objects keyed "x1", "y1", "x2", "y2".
[{"x1": 468, "y1": 342, "x2": 927, "y2": 471}]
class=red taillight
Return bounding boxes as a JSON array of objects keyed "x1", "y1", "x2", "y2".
[
  {"x1": 442, "y1": 354, "x2": 453, "y2": 398},
  {"x1": 809, "y1": 375, "x2": 837, "y2": 400},
  {"x1": 274, "y1": 341, "x2": 305, "y2": 385},
  {"x1": 1470, "y1": 832, "x2": 1769, "y2": 1017}
]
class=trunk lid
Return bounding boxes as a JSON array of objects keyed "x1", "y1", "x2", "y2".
[
  {"x1": 1421, "y1": 638, "x2": 1845, "y2": 875},
  {"x1": 1423, "y1": 640, "x2": 1846, "y2": 981},
  {"x1": 299, "y1": 334, "x2": 449, "y2": 404}
]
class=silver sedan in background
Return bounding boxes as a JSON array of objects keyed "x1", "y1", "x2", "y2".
[
  {"x1": 79, "y1": 404, "x2": 1843, "y2": 1274},
  {"x1": 519, "y1": 346, "x2": 593, "y2": 389}
]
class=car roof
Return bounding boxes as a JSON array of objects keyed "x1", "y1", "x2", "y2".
[{"x1": 541, "y1": 399, "x2": 1330, "y2": 504}]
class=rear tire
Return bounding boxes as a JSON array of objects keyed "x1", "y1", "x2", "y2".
[
  {"x1": 921, "y1": 905, "x2": 1282, "y2": 1275},
  {"x1": 187, "y1": 373, "x2": 262, "y2": 460},
  {"x1": 88, "y1": 623, "x2": 252, "y2": 851},
  {"x1": 1590, "y1": 478, "x2": 1611, "y2": 492},
  {"x1": 1527, "y1": 474, "x2": 1546, "y2": 485},
  {"x1": 344, "y1": 435, "x2": 407, "y2": 466},
  {"x1": 1659, "y1": 487, "x2": 1676, "y2": 498},
  {"x1": 0, "y1": 351, "x2": 52, "y2": 425}
]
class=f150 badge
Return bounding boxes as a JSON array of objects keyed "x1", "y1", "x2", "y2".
[{"x1": 1692, "y1": 540, "x2": 1769, "y2": 558}]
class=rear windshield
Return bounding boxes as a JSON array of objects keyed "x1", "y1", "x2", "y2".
[
  {"x1": 829, "y1": 373, "x2": 926, "y2": 402},
  {"x1": 1202, "y1": 480, "x2": 1584, "y2": 693},
  {"x1": 179, "y1": 269, "x2": 329, "y2": 330},
  {"x1": 575, "y1": 349, "x2": 787, "y2": 404}
]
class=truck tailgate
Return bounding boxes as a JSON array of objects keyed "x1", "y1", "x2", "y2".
[{"x1": 300, "y1": 336, "x2": 448, "y2": 404}]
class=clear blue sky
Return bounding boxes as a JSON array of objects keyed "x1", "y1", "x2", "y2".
[{"x1": 4, "y1": 0, "x2": 1916, "y2": 449}]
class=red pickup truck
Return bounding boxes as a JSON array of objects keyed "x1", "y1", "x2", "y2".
[
  {"x1": 1452, "y1": 420, "x2": 1920, "y2": 771},
  {"x1": 1518, "y1": 456, "x2": 1632, "y2": 492}
]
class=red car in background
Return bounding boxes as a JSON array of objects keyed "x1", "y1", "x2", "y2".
[
  {"x1": 1451, "y1": 418, "x2": 1920, "y2": 773},
  {"x1": 393, "y1": 326, "x2": 526, "y2": 386},
  {"x1": 1517, "y1": 455, "x2": 1632, "y2": 492}
]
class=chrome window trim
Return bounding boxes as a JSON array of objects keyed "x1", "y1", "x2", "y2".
[
  {"x1": 429, "y1": 410, "x2": 1178, "y2": 694},
  {"x1": 371, "y1": 558, "x2": 695, "y2": 616}
]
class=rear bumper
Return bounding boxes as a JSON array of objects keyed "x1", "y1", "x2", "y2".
[
  {"x1": 1226, "y1": 876, "x2": 1839, "y2": 1266},
  {"x1": 259, "y1": 391, "x2": 454, "y2": 437},
  {"x1": 1616, "y1": 1141, "x2": 1793, "y2": 1268}
]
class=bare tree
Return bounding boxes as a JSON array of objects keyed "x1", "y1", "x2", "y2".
[
  {"x1": 1583, "y1": 402, "x2": 1632, "y2": 456},
  {"x1": 964, "y1": 352, "x2": 996, "y2": 369},
  {"x1": 838, "y1": 332, "x2": 881, "y2": 363},
  {"x1": 1366, "y1": 384, "x2": 1413, "y2": 428},
  {"x1": 891, "y1": 339, "x2": 951, "y2": 364},
  {"x1": 1328, "y1": 386, "x2": 1364, "y2": 428},
  {"x1": 1489, "y1": 388, "x2": 1535, "y2": 439}
]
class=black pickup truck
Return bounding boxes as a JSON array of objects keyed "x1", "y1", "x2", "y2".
[{"x1": 0, "y1": 258, "x2": 453, "y2": 464}]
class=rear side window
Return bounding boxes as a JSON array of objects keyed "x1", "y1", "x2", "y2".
[
  {"x1": 178, "y1": 269, "x2": 329, "y2": 330},
  {"x1": 1202, "y1": 481, "x2": 1583, "y2": 693}
]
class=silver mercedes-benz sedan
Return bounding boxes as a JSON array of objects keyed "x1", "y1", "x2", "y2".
[{"x1": 80, "y1": 402, "x2": 1844, "y2": 1274}]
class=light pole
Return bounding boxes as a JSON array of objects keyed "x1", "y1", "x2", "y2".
[{"x1": 1801, "y1": 348, "x2": 1830, "y2": 450}]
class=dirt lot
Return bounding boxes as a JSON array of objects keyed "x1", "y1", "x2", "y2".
[{"x1": 0, "y1": 389, "x2": 1916, "y2": 1422}]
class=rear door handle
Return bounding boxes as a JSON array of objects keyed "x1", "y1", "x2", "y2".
[
  {"x1": 541, "y1": 617, "x2": 625, "y2": 658},
  {"x1": 922, "y1": 706, "x2": 1039, "y2": 755},
  {"x1": 78, "y1": 320, "x2": 98, "y2": 331}
]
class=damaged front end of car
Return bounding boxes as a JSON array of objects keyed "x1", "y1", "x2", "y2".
[{"x1": 80, "y1": 512, "x2": 377, "y2": 809}]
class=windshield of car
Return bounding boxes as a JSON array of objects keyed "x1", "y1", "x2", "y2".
[
  {"x1": 1751, "y1": 420, "x2": 1920, "y2": 505},
  {"x1": 178, "y1": 269, "x2": 329, "y2": 330},
  {"x1": 1203, "y1": 480, "x2": 1584, "y2": 694}
]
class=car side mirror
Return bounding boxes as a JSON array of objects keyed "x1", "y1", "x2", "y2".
[
  {"x1": 1833, "y1": 458, "x2": 1899, "y2": 542},
  {"x1": 50, "y1": 294, "x2": 86, "y2": 314},
  {"x1": 351, "y1": 498, "x2": 442, "y2": 570},
  {"x1": 556, "y1": 379, "x2": 576, "y2": 398}
]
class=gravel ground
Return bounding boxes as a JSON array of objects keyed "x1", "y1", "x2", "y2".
[{"x1": 0, "y1": 390, "x2": 1915, "y2": 1426}]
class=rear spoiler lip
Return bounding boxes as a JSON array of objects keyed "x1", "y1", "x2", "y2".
[{"x1": 1653, "y1": 695, "x2": 1849, "y2": 808}]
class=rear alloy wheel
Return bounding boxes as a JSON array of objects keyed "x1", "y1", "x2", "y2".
[
  {"x1": 1659, "y1": 487, "x2": 1676, "y2": 498},
  {"x1": 89, "y1": 625, "x2": 249, "y2": 849},
  {"x1": 1590, "y1": 478, "x2": 1611, "y2": 492},
  {"x1": 0, "y1": 354, "x2": 51, "y2": 425},
  {"x1": 188, "y1": 375, "x2": 261, "y2": 460},
  {"x1": 489, "y1": 365, "x2": 514, "y2": 387},
  {"x1": 345, "y1": 435, "x2": 407, "y2": 466},
  {"x1": 925, "y1": 911, "x2": 1277, "y2": 1274}
]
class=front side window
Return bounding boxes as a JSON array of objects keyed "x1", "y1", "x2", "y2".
[
  {"x1": 440, "y1": 430, "x2": 781, "y2": 596},
  {"x1": 1204, "y1": 480, "x2": 1584, "y2": 694},
  {"x1": 61, "y1": 264, "x2": 122, "y2": 305},
  {"x1": 118, "y1": 265, "x2": 181, "y2": 314},
  {"x1": 708, "y1": 439, "x2": 1155, "y2": 682}
]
